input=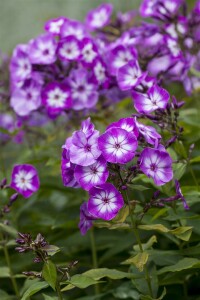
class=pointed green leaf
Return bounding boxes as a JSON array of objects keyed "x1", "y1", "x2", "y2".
[
  {"x1": 170, "y1": 226, "x2": 193, "y2": 241},
  {"x1": 42, "y1": 260, "x2": 57, "y2": 291},
  {"x1": 83, "y1": 268, "x2": 134, "y2": 280},
  {"x1": 21, "y1": 281, "x2": 49, "y2": 300},
  {"x1": 61, "y1": 274, "x2": 102, "y2": 291},
  {"x1": 157, "y1": 258, "x2": 200, "y2": 275}
]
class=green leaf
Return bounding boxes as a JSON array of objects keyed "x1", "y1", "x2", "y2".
[
  {"x1": 61, "y1": 274, "x2": 102, "y2": 291},
  {"x1": 128, "y1": 184, "x2": 151, "y2": 191},
  {"x1": 138, "y1": 224, "x2": 169, "y2": 233},
  {"x1": 138, "y1": 224, "x2": 192, "y2": 241},
  {"x1": 0, "y1": 223, "x2": 17, "y2": 237},
  {"x1": 21, "y1": 281, "x2": 49, "y2": 300},
  {"x1": 157, "y1": 258, "x2": 200, "y2": 275},
  {"x1": 151, "y1": 208, "x2": 168, "y2": 221},
  {"x1": 122, "y1": 252, "x2": 149, "y2": 272},
  {"x1": 42, "y1": 260, "x2": 57, "y2": 291},
  {"x1": 133, "y1": 236, "x2": 157, "y2": 252},
  {"x1": 140, "y1": 288, "x2": 166, "y2": 300},
  {"x1": 42, "y1": 245, "x2": 60, "y2": 256},
  {"x1": 0, "y1": 267, "x2": 10, "y2": 277},
  {"x1": 170, "y1": 226, "x2": 193, "y2": 241},
  {"x1": 83, "y1": 268, "x2": 134, "y2": 280},
  {"x1": 42, "y1": 294, "x2": 57, "y2": 300}
]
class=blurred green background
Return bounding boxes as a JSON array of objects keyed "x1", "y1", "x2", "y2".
[{"x1": 0, "y1": 0, "x2": 196, "y2": 54}]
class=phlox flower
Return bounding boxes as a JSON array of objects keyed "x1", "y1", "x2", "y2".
[
  {"x1": 140, "y1": 147, "x2": 173, "y2": 186},
  {"x1": 88, "y1": 183, "x2": 124, "y2": 221},
  {"x1": 107, "y1": 117, "x2": 139, "y2": 138},
  {"x1": 69, "y1": 129, "x2": 101, "y2": 166},
  {"x1": 10, "y1": 164, "x2": 40, "y2": 198},
  {"x1": 44, "y1": 17, "x2": 67, "y2": 36},
  {"x1": 75, "y1": 156, "x2": 109, "y2": 191},
  {"x1": 10, "y1": 80, "x2": 41, "y2": 117},
  {"x1": 86, "y1": 3, "x2": 113, "y2": 30},
  {"x1": 135, "y1": 118, "x2": 161, "y2": 146},
  {"x1": 98, "y1": 127, "x2": 138, "y2": 164},
  {"x1": 133, "y1": 85, "x2": 170, "y2": 113},
  {"x1": 117, "y1": 60, "x2": 146, "y2": 91},
  {"x1": 60, "y1": 19, "x2": 86, "y2": 40},
  {"x1": 28, "y1": 33, "x2": 57, "y2": 65},
  {"x1": 57, "y1": 35, "x2": 81, "y2": 61},
  {"x1": 42, "y1": 82, "x2": 72, "y2": 115}
]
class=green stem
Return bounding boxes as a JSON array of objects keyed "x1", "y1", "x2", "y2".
[
  {"x1": 90, "y1": 227, "x2": 100, "y2": 295},
  {"x1": 56, "y1": 282, "x2": 63, "y2": 300},
  {"x1": 3, "y1": 241, "x2": 20, "y2": 298},
  {"x1": 125, "y1": 190, "x2": 153, "y2": 298}
]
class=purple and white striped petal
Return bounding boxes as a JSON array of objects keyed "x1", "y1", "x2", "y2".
[
  {"x1": 79, "y1": 202, "x2": 96, "y2": 235},
  {"x1": 107, "y1": 117, "x2": 139, "y2": 138},
  {"x1": 98, "y1": 127, "x2": 138, "y2": 164},
  {"x1": 75, "y1": 156, "x2": 109, "y2": 191},
  {"x1": 135, "y1": 119, "x2": 161, "y2": 146},
  {"x1": 88, "y1": 183, "x2": 124, "y2": 221}
]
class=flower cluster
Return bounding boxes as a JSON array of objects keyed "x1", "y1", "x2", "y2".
[
  {"x1": 8, "y1": 1, "x2": 200, "y2": 123},
  {"x1": 61, "y1": 115, "x2": 187, "y2": 235}
]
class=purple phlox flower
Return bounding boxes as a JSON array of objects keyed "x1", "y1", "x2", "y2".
[
  {"x1": 92, "y1": 57, "x2": 108, "y2": 85},
  {"x1": 140, "y1": 0, "x2": 183, "y2": 20},
  {"x1": 135, "y1": 118, "x2": 161, "y2": 146},
  {"x1": 27, "y1": 111, "x2": 49, "y2": 127},
  {"x1": 175, "y1": 180, "x2": 189, "y2": 210},
  {"x1": 133, "y1": 84, "x2": 170, "y2": 114},
  {"x1": 140, "y1": 147, "x2": 173, "y2": 186},
  {"x1": 69, "y1": 126, "x2": 101, "y2": 166},
  {"x1": 117, "y1": 60, "x2": 146, "y2": 91},
  {"x1": 88, "y1": 183, "x2": 124, "y2": 221},
  {"x1": 61, "y1": 159, "x2": 80, "y2": 188},
  {"x1": 42, "y1": 82, "x2": 72, "y2": 116},
  {"x1": 28, "y1": 33, "x2": 57, "y2": 65},
  {"x1": 85, "y1": 3, "x2": 113, "y2": 30},
  {"x1": 44, "y1": 17, "x2": 67, "y2": 36},
  {"x1": 79, "y1": 202, "x2": 96, "y2": 235},
  {"x1": 10, "y1": 44, "x2": 32, "y2": 86},
  {"x1": 10, "y1": 80, "x2": 41, "y2": 117},
  {"x1": 80, "y1": 38, "x2": 98, "y2": 66},
  {"x1": 75, "y1": 156, "x2": 109, "y2": 191},
  {"x1": 60, "y1": 19, "x2": 86, "y2": 40},
  {"x1": 98, "y1": 127, "x2": 138, "y2": 164},
  {"x1": 106, "y1": 117, "x2": 139, "y2": 138},
  {"x1": 67, "y1": 68, "x2": 98, "y2": 110},
  {"x1": 101, "y1": 87, "x2": 130, "y2": 105},
  {"x1": 57, "y1": 35, "x2": 81, "y2": 61},
  {"x1": 10, "y1": 164, "x2": 40, "y2": 198},
  {"x1": 165, "y1": 17, "x2": 188, "y2": 40},
  {"x1": 108, "y1": 45, "x2": 137, "y2": 76}
]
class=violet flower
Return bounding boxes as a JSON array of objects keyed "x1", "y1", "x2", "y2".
[
  {"x1": 10, "y1": 164, "x2": 40, "y2": 198},
  {"x1": 88, "y1": 183, "x2": 124, "y2": 221},
  {"x1": 140, "y1": 147, "x2": 173, "y2": 186}
]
